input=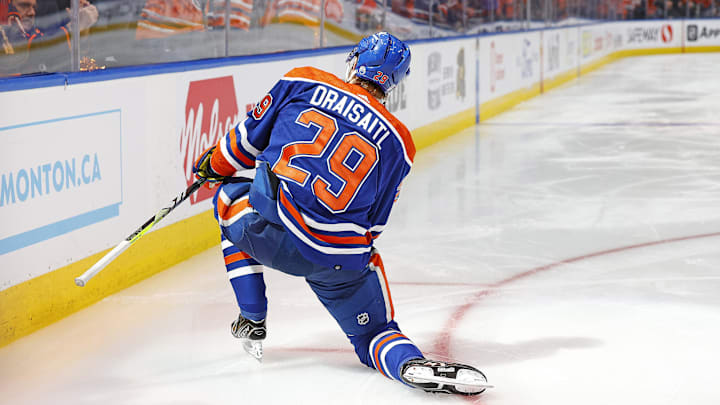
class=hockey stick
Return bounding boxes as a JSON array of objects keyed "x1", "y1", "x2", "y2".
[{"x1": 74, "y1": 178, "x2": 207, "y2": 287}]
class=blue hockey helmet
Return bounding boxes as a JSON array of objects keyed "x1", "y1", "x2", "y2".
[{"x1": 345, "y1": 32, "x2": 411, "y2": 95}]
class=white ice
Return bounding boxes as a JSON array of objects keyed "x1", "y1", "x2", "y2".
[{"x1": 2, "y1": 53, "x2": 720, "y2": 405}]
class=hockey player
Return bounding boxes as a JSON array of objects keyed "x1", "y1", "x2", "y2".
[{"x1": 193, "y1": 32, "x2": 490, "y2": 395}]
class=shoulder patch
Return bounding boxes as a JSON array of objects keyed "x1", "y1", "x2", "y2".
[{"x1": 252, "y1": 93, "x2": 273, "y2": 120}]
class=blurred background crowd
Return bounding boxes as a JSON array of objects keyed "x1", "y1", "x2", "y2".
[{"x1": 1, "y1": 0, "x2": 718, "y2": 77}]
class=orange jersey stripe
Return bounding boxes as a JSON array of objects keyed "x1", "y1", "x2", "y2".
[
  {"x1": 216, "y1": 195, "x2": 232, "y2": 219},
  {"x1": 221, "y1": 198, "x2": 252, "y2": 221},
  {"x1": 371, "y1": 253, "x2": 395, "y2": 319},
  {"x1": 228, "y1": 127, "x2": 256, "y2": 167},
  {"x1": 224, "y1": 251, "x2": 252, "y2": 265},
  {"x1": 278, "y1": 188, "x2": 371, "y2": 246},
  {"x1": 283, "y1": 67, "x2": 416, "y2": 163},
  {"x1": 373, "y1": 333, "x2": 403, "y2": 378},
  {"x1": 217, "y1": 195, "x2": 253, "y2": 221}
]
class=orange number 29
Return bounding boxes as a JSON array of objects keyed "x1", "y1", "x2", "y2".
[{"x1": 273, "y1": 108, "x2": 378, "y2": 213}]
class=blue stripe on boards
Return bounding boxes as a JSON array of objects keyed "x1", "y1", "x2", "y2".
[
  {"x1": 0, "y1": 203, "x2": 120, "y2": 255},
  {"x1": 0, "y1": 109, "x2": 121, "y2": 132}
]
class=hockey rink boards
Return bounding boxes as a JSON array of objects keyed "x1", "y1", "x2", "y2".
[{"x1": 1, "y1": 53, "x2": 720, "y2": 405}]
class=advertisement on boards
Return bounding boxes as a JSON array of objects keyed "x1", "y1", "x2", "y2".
[
  {"x1": 624, "y1": 21, "x2": 681, "y2": 49},
  {"x1": 0, "y1": 111, "x2": 123, "y2": 256},
  {"x1": 582, "y1": 29, "x2": 593, "y2": 59},
  {"x1": 425, "y1": 47, "x2": 469, "y2": 111},
  {"x1": 180, "y1": 76, "x2": 243, "y2": 205},
  {"x1": 391, "y1": 39, "x2": 474, "y2": 129},
  {"x1": 489, "y1": 39, "x2": 506, "y2": 94},
  {"x1": 686, "y1": 20, "x2": 720, "y2": 46},
  {"x1": 579, "y1": 24, "x2": 622, "y2": 63},
  {"x1": 543, "y1": 27, "x2": 577, "y2": 80},
  {"x1": 564, "y1": 28, "x2": 578, "y2": 71},
  {"x1": 546, "y1": 31, "x2": 561, "y2": 74},
  {"x1": 479, "y1": 32, "x2": 540, "y2": 103},
  {"x1": 516, "y1": 36, "x2": 540, "y2": 81},
  {"x1": 385, "y1": 81, "x2": 408, "y2": 114}
]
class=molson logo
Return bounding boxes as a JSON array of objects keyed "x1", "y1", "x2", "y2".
[{"x1": 180, "y1": 76, "x2": 242, "y2": 204}]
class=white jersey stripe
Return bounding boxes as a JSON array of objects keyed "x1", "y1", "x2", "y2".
[
  {"x1": 300, "y1": 212, "x2": 368, "y2": 235},
  {"x1": 238, "y1": 119, "x2": 261, "y2": 157},
  {"x1": 220, "y1": 206, "x2": 255, "y2": 227},
  {"x1": 380, "y1": 340, "x2": 414, "y2": 381},
  {"x1": 227, "y1": 265, "x2": 264, "y2": 279},
  {"x1": 277, "y1": 201, "x2": 373, "y2": 255},
  {"x1": 232, "y1": 167, "x2": 257, "y2": 181},
  {"x1": 220, "y1": 136, "x2": 246, "y2": 171},
  {"x1": 370, "y1": 329, "x2": 397, "y2": 348},
  {"x1": 218, "y1": 189, "x2": 233, "y2": 206},
  {"x1": 369, "y1": 329, "x2": 398, "y2": 370}
]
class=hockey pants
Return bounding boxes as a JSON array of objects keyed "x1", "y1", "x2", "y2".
[{"x1": 212, "y1": 166, "x2": 422, "y2": 381}]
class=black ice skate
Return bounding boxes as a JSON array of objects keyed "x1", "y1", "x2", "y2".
[
  {"x1": 231, "y1": 314, "x2": 266, "y2": 362},
  {"x1": 400, "y1": 359, "x2": 493, "y2": 395}
]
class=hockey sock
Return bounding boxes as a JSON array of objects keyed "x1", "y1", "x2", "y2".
[
  {"x1": 223, "y1": 235, "x2": 267, "y2": 321},
  {"x1": 369, "y1": 329, "x2": 424, "y2": 384}
]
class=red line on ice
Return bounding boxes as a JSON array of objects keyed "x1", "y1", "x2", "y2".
[{"x1": 428, "y1": 231, "x2": 720, "y2": 403}]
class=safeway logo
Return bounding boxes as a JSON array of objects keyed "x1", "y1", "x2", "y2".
[
  {"x1": 661, "y1": 24, "x2": 673, "y2": 43},
  {"x1": 180, "y1": 76, "x2": 241, "y2": 204}
]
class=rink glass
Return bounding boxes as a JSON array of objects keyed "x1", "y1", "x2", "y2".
[{"x1": 1, "y1": 0, "x2": 718, "y2": 77}]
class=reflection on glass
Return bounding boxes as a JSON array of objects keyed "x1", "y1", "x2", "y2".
[
  {"x1": 1, "y1": 0, "x2": 98, "y2": 76},
  {"x1": 227, "y1": 0, "x2": 328, "y2": 55},
  {"x1": 3, "y1": 0, "x2": 719, "y2": 78}
]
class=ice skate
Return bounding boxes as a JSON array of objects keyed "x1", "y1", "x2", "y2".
[
  {"x1": 401, "y1": 359, "x2": 493, "y2": 395},
  {"x1": 231, "y1": 314, "x2": 266, "y2": 362}
]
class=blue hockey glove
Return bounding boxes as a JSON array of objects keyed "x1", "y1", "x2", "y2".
[{"x1": 192, "y1": 146, "x2": 225, "y2": 184}]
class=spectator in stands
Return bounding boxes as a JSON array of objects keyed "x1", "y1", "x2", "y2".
[
  {"x1": 1, "y1": 0, "x2": 97, "y2": 75},
  {"x1": 652, "y1": 0, "x2": 665, "y2": 17},
  {"x1": 631, "y1": 1, "x2": 646, "y2": 18},
  {"x1": 668, "y1": 0, "x2": 684, "y2": 17}
]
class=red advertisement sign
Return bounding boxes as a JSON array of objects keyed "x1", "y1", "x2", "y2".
[
  {"x1": 180, "y1": 76, "x2": 241, "y2": 204},
  {"x1": 661, "y1": 24, "x2": 673, "y2": 43},
  {"x1": 490, "y1": 41, "x2": 505, "y2": 93}
]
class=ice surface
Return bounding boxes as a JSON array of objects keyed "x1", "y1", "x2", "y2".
[{"x1": 2, "y1": 53, "x2": 720, "y2": 405}]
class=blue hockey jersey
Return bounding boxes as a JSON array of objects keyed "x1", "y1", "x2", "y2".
[{"x1": 210, "y1": 67, "x2": 415, "y2": 270}]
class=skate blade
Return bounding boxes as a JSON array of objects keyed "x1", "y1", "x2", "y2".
[
  {"x1": 404, "y1": 367, "x2": 494, "y2": 391},
  {"x1": 242, "y1": 340, "x2": 263, "y2": 362}
]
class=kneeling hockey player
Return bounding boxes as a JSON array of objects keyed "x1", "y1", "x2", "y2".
[{"x1": 193, "y1": 32, "x2": 490, "y2": 395}]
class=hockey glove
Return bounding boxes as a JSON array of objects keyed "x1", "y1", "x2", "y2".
[{"x1": 193, "y1": 146, "x2": 226, "y2": 185}]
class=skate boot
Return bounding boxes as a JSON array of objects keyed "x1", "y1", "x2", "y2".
[
  {"x1": 400, "y1": 359, "x2": 493, "y2": 395},
  {"x1": 231, "y1": 314, "x2": 266, "y2": 362}
]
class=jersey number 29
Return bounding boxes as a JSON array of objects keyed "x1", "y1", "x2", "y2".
[{"x1": 273, "y1": 108, "x2": 379, "y2": 213}]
